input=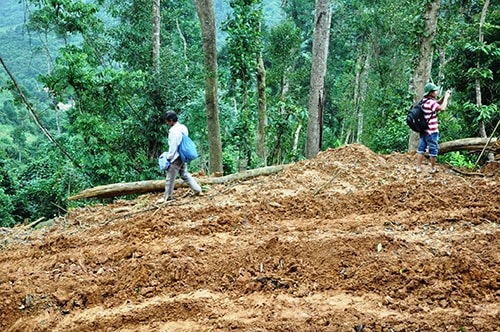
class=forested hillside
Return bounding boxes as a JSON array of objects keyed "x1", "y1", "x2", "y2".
[
  {"x1": 0, "y1": 0, "x2": 24, "y2": 30},
  {"x1": 0, "y1": 0, "x2": 499, "y2": 226}
]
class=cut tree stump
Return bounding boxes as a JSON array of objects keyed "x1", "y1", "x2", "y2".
[{"x1": 68, "y1": 165, "x2": 287, "y2": 201}]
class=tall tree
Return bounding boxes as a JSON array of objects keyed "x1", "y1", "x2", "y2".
[
  {"x1": 152, "y1": 0, "x2": 161, "y2": 72},
  {"x1": 475, "y1": 0, "x2": 490, "y2": 141},
  {"x1": 222, "y1": 0, "x2": 263, "y2": 169},
  {"x1": 408, "y1": 0, "x2": 441, "y2": 151},
  {"x1": 305, "y1": 0, "x2": 331, "y2": 159},
  {"x1": 194, "y1": 0, "x2": 223, "y2": 173},
  {"x1": 255, "y1": 22, "x2": 267, "y2": 165},
  {"x1": 353, "y1": 38, "x2": 371, "y2": 144},
  {"x1": 469, "y1": 0, "x2": 496, "y2": 161},
  {"x1": 266, "y1": 18, "x2": 303, "y2": 164}
]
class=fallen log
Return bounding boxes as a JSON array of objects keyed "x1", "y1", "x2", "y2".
[
  {"x1": 69, "y1": 137, "x2": 498, "y2": 201},
  {"x1": 68, "y1": 165, "x2": 287, "y2": 201},
  {"x1": 438, "y1": 137, "x2": 498, "y2": 154}
]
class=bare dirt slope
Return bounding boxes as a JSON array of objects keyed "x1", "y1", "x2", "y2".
[{"x1": 1, "y1": 144, "x2": 499, "y2": 332}]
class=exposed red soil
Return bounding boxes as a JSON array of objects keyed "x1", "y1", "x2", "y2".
[{"x1": 1, "y1": 144, "x2": 499, "y2": 332}]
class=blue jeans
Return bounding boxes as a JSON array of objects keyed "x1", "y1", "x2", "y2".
[{"x1": 417, "y1": 132, "x2": 439, "y2": 157}]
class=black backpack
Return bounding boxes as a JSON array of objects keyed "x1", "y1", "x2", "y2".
[{"x1": 406, "y1": 98, "x2": 429, "y2": 133}]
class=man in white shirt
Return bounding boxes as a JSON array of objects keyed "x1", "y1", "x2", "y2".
[{"x1": 158, "y1": 111, "x2": 202, "y2": 203}]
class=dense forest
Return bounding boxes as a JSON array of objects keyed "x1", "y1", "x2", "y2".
[{"x1": 0, "y1": 0, "x2": 499, "y2": 226}]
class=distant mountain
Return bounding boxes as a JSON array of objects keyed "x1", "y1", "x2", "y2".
[
  {"x1": 0, "y1": 0, "x2": 53, "y2": 85},
  {"x1": 0, "y1": 0, "x2": 24, "y2": 31}
]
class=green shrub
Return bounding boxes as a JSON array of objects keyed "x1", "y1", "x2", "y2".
[
  {"x1": 222, "y1": 146, "x2": 237, "y2": 175},
  {"x1": 0, "y1": 188, "x2": 15, "y2": 227},
  {"x1": 439, "y1": 151, "x2": 475, "y2": 169}
]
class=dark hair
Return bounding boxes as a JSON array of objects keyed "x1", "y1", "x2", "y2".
[{"x1": 165, "y1": 111, "x2": 178, "y2": 122}]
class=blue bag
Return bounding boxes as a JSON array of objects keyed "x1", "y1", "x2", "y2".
[
  {"x1": 178, "y1": 133, "x2": 198, "y2": 163},
  {"x1": 158, "y1": 152, "x2": 170, "y2": 171}
]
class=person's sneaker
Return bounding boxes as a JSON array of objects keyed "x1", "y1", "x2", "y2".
[
  {"x1": 415, "y1": 167, "x2": 422, "y2": 173},
  {"x1": 429, "y1": 168, "x2": 438, "y2": 174},
  {"x1": 156, "y1": 196, "x2": 174, "y2": 204}
]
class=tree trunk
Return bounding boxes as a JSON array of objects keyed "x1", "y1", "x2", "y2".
[
  {"x1": 240, "y1": 82, "x2": 250, "y2": 171},
  {"x1": 438, "y1": 137, "x2": 498, "y2": 155},
  {"x1": 353, "y1": 44, "x2": 363, "y2": 144},
  {"x1": 194, "y1": 0, "x2": 223, "y2": 174},
  {"x1": 475, "y1": 0, "x2": 493, "y2": 161},
  {"x1": 408, "y1": 0, "x2": 440, "y2": 151},
  {"x1": 68, "y1": 165, "x2": 287, "y2": 200},
  {"x1": 437, "y1": 47, "x2": 450, "y2": 86},
  {"x1": 274, "y1": 71, "x2": 290, "y2": 163},
  {"x1": 175, "y1": 18, "x2": 189, "y2": 73},
  {"x1": 357, "y1": 51, "x2": 370, "y2": 143},
  {"x1": 152, "y1": 0, "x2": 160, "y2": 72},
  {"x1": 293, "y1": 124, "x2": 302, "y2": 153},
  {"x1": 256, "y1": 50, "x2": 268, "y2": 165},
  {"x1": 354, "y1": 39, "x2": 370, "y2": 144},
  {"x1": 305, "y1": 0, "x2": 331, "y2": 159}
]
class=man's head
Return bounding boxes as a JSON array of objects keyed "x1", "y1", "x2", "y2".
[
  {"x1": 165, "y1": 111, "x2": 178, "y2": 125},
  {"x1": 424, "y1": 82, "x2": 440, "y2": 96}
]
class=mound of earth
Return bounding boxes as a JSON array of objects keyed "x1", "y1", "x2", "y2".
[{"x1": 1, "y1": 144, "x2": 499, "y2": 331}]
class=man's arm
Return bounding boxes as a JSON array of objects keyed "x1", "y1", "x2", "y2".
[{"x1": 437, "y1": 90, "x2": 452, "y2": 111}]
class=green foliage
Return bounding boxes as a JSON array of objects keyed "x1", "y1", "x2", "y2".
[
  {"x1": 321, "y1": 127, "x2": 342, "y2": 151},
  {"x1": 0, "y1": 161, "x2": 16, "y2": 227},
  {"x1": 477, "y1": 104, "x2": 498, "y2": 124},
  {"x1": 266, "y1": 19, "x2": 302, "y2": 87},
  {"x1": 221, "y1": 0, "x2": 264, "y2": 168},
  {"x1": 464, "y1": 41, "x2": 500, "y2": 58},
  {"x1": 0, "y1": 143, "x2": 91, "y2": 224},
  {"x1": 369, "y1": 114, "x2": 409, "y2": 154},
  {"x1": 266, "y1": 98, "x2": 308, "y2": 164},
  {"x1": 461, "y1": 102, "x2": 500, "y2": 132},
  {"x1": 281, "y1": 0, "x2": 315, "y2": 42},
  {"x1": 0, "y1": 188, "x2": 15, "y2": 227},
  {"x1": 222, "y1": 0, "x2": 263, "y2": 88},
  {"x1": 436, "y1": 103, "x2": 471, "y2": 142},
  {"x1": 222, "y1": 146, "x2": 238, "y2": 175},
  {"x1": 26, "y1": 0, "x2": 101, "y2": 36},
  {"x1": 439, "y1": 151, "x2": 474, "y2": 169},
  {"x1": 443, "y1": 1, "x2": 500, "y2": 137},
  {"x1": 0, "y1": 99, "x2": 17, "y2": 125}
]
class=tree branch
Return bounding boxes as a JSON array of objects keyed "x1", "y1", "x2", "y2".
[{"x1": 0, "y1": 55, "x2": 83, "y2": 170}]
